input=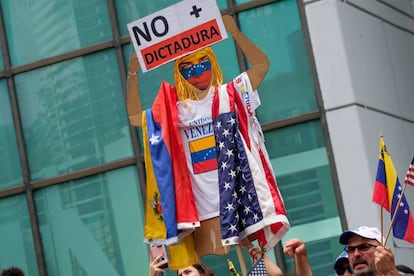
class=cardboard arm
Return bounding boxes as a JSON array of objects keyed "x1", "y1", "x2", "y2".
[
  {"x1": 222, "y1": 15, "x2": 270, "y2": 91},
  {"x1": 126, "y1": 53, "x2": 143, "y2": 126}
]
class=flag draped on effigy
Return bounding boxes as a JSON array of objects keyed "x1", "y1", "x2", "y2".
[
  {"x1": 143, "y1": 106, "x2": 200, "y2": 269},
  {"x1": 144, "y1": 81, "x2": 201, "y2": 233},
  {"x1": 372, "y1": 137, "x2": 414, "y2": 244},
  {"x1": 143, "y1": 73, "x2": 289, "y2": 254},
  {"x1": 212, "y1": 72, "x2": 289, "y2": 251}
]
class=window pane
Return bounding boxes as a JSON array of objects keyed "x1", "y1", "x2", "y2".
[
  {"x1": 0, "y1": 80, "x2": 23, "y2": 189},
  {"x1": 0, "y1": 41, "x2": 3, "y2": 70},
  {"x1": 239, "y1": 1, "x2": 318, "y2": 123},
  {"x1": 35, "y1": 167, "x2": 146, "y2": 276},
  {"x1": 115, "y1": 0, "x2": 177, "y2": 37},
  {"x1": 266, "y1": 122, "x2": 342, "y2": 274},
  {"x1": 1, "y1": 0, "x2": 112, "y2": 66},
  {"x1": 15, "y1": 50, "x2": 133, "y2": 181},
  {"x1": 284, "y1": 237, "x2": 344, "y2": 275},
  {"x1": 216, "y1": 0, "x2": 227, "y2": 9},
  {"x1": 0, "y1": 195, "x2": 39, "y2": 276},
  {"x1": 265, "y1": 121, "x2": 339, "y2": 225}
]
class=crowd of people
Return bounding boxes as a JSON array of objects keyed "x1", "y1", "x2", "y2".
[{"x1": 148, "y1": 226, "x2": 413, "y2": 276}]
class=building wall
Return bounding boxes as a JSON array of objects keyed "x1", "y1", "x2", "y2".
[{"x1": 303, "y1": 0, "x2": 414, "y2": 264}]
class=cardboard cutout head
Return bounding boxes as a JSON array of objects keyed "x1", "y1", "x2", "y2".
[{"x1": 174, "y1": 47, "x2": 223, "y2": 101}]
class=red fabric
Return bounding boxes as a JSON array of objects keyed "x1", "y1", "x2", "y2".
[{"x1": 152, "y1": 81, "x2": 200, "y2": 227}]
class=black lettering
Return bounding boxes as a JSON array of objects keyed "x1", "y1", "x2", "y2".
[
  {"x1": 210, "y1": 26, "x2": 220, "y2": 38},
  {"x1": 153, "y1": 49, "x2": 159, "y2": 61},
  {"x1": 158, "y1": 47, "x2": 167, "y2": 59},
  {"x1": 181, "y1": 37, "x2": 191, "y2": 49},
  {"x1": 191, "y1": 32, "x2": 201, "y2": 44},
  {"x1": 132, "y1": 24, "x2": 151, "y2": 46},
  {"x1": 144, "y1": 53, "x2": 154, "y2": 65},
  {"x1": 200, "y1": 29, "x2": 209, "y2": 41},
  {"x1": 151, "y1": 16, "x2": 169, "y2": 37},
  {"x1": 174, "y1": 41, "x2": 183, "y2": 52},
  {"x1": 164, "y1": 43, "x2": 173, "y2": 56}
]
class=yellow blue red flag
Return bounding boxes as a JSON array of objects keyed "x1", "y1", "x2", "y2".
[{"x1": 372, "y1": 137, "x2": 414, "y2": 244}]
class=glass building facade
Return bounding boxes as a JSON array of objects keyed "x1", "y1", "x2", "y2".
[{"x1": 0, "y1": 0, "x2": 345, "y2": 275}]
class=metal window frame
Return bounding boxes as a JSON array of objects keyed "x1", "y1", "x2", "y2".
[{"x1": 0, "y1": 0, "x2": 340, "y2": 274}]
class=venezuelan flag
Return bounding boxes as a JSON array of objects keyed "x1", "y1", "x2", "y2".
[
  {"x1": 372, "y1": 137, "x2": 414, "y2": 244},
  {"x1": 189, "y1": 135, "x2": 217, "y2": 174}
]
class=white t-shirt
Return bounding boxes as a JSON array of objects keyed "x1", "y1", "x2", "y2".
[
  {"x1": 177, "y1": 73, "x2": 260, "y2": 220},
  {"x1": 177, "y1": 86, "x2": 219, "y2": 220}
]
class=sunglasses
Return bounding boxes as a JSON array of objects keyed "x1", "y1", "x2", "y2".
[
  {"x1": 335, "y1": 266, "x2": 352, "y2": 275},
  {"x1": 344, "y1": 243, "x2": 377, "y2": 253}
]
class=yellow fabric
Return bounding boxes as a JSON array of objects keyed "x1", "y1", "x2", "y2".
[
  {"x1": 142, "y1": 111, "x2": 167, "y2": 241},
  {"x1": 168, "y1": 234, "x2": 199, "y2": 271},
  {"x1": 379, "y1": 137, "x2": 398, "y2": 209}
]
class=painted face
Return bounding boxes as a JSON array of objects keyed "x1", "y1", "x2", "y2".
[
  {"x1": 179, "y1": 51, "x2": 212, "y2": 90},
  {"x1": 346, "y1": 236, "x2": 380, "y2": 276},
  {"x1": 177, "y1": 265, "x2": 202, "y2": 276}
]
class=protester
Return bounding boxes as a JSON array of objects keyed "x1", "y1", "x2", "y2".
[
  {"x1": 240, "y1": 238, "x2": 283, "y2": 276},
  {"x1": 339, "y1": 226, "x2": 399, "y2": 276},
  {"x1": 396, "y1": 264, "x2": 414, "y2": 275},
  {"x1": 283, "y1": 238, "x2": 313, "y2": 276},
  {"x1": 1, "y1": 267, "x2": 24, "y2": 276},
  {"x1": 333, "y1": 251, "x2": 352, "y2": 276},
  {"x1": 149, "y1": 256, "x2": 213, "y2": 276}
]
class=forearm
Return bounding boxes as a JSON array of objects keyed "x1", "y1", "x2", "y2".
[
  {"x1": 127, "y1": 53, "x2": 143, "y2": 126},
  {"x1": 295, "y1": 255, "x2": 313, "y2": 276}
]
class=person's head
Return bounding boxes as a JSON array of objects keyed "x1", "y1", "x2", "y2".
[
  {"x1": 396, "y1": 264, "x2": 414, "y2": 275},
  {"x1": 174, "y1": 47, "x2": 222, "y2": 100},
  {"x1": 340, "y1": 226, "x2": 383, "y2": 276},
  {"x1": 334, "y1": 251, "x2": 352, "y2": 276},
  {"x1": 1, "y1": 267, "x2": 24, "y2": 276},
  {"x1": 177, "y1": 263, "x2": 214, "y2": 276}
]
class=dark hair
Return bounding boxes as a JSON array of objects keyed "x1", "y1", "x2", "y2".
[
  {"x1": 396, "y1": 264, "x2": 414, "y2": 274},
  {"x1": 177, "y1": 263, "x2": 214, "y2": 276},
  {"x1": 1, "y1": 267, "x2": 24, "y2": 276}
]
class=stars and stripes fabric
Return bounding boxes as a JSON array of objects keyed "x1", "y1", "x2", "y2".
[
  {"x1": 212, "y1": 79, "x2": 290, "y2": 251},
  {"x1": 247, "y1": 258, "x2": 267, "y2": 276},
  {"x1": 372, "y1": 137, "x2": 414, "y2": 244},
  {"x1": 405, "y1": 157, "x2": 414, "y2": 186}
]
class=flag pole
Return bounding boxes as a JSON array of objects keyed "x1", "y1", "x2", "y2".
[
  {"x1": 379, "y1": 132, "x2": 384, "y2": 245},
  {"x1": 384, "y1": 180, "x2": 408, "y2": 245},
  {"x1": 380, "y1": 208, "x2": 384, "y2": 245},
  {"x1": 235, "y1": 245, "x2": 247, "y2": 275}
]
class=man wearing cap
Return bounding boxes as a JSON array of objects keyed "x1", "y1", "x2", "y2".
[
  {"x1": 334, "y1": 251, "x2": 352, "y2": 276},
  {"x1": 339, "y1": 226, "x2": 399, "y2": 276}
]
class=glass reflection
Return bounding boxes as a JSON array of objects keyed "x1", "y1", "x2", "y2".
[
  {"x1": 1, "y1": 0, "x2": 112, "y2": 66},
  {"x1": 0, "y1": 195, "x2": 39, "y2": 276},
  {"x1": 15, "y1": 50, "x2": 133, "y2": 181},
  {"x1": 264, "y1": 121, "x2": 339, "y2": 225},
  {"x1": 238, "y1": 1, "x2": 318, "y2": 123},
  {"x1": 0, "y1": 80, "x2": 23, "y2": 189},
  {"x1": 35, "y1": 167, "x2": 146, "y2": 276}
]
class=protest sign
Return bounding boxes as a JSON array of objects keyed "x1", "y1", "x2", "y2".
[{"x1": 127, "y1": 0, "x2": 227, "y2": 72}]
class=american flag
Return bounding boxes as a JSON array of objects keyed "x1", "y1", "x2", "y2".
[
  {"x1": 214, "y1": 111, "x2": 264, "y2": 243},
  {"x1": 404, "y1": 157, "x2": 414, "y2": 186},
  {"x1": 247, "y1": 258, "x2": 267, "y2": 276}
]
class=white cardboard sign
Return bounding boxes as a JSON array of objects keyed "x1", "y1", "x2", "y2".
[{"x1": 127, "y1": 0, "x2": 227, "y2": 72}]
